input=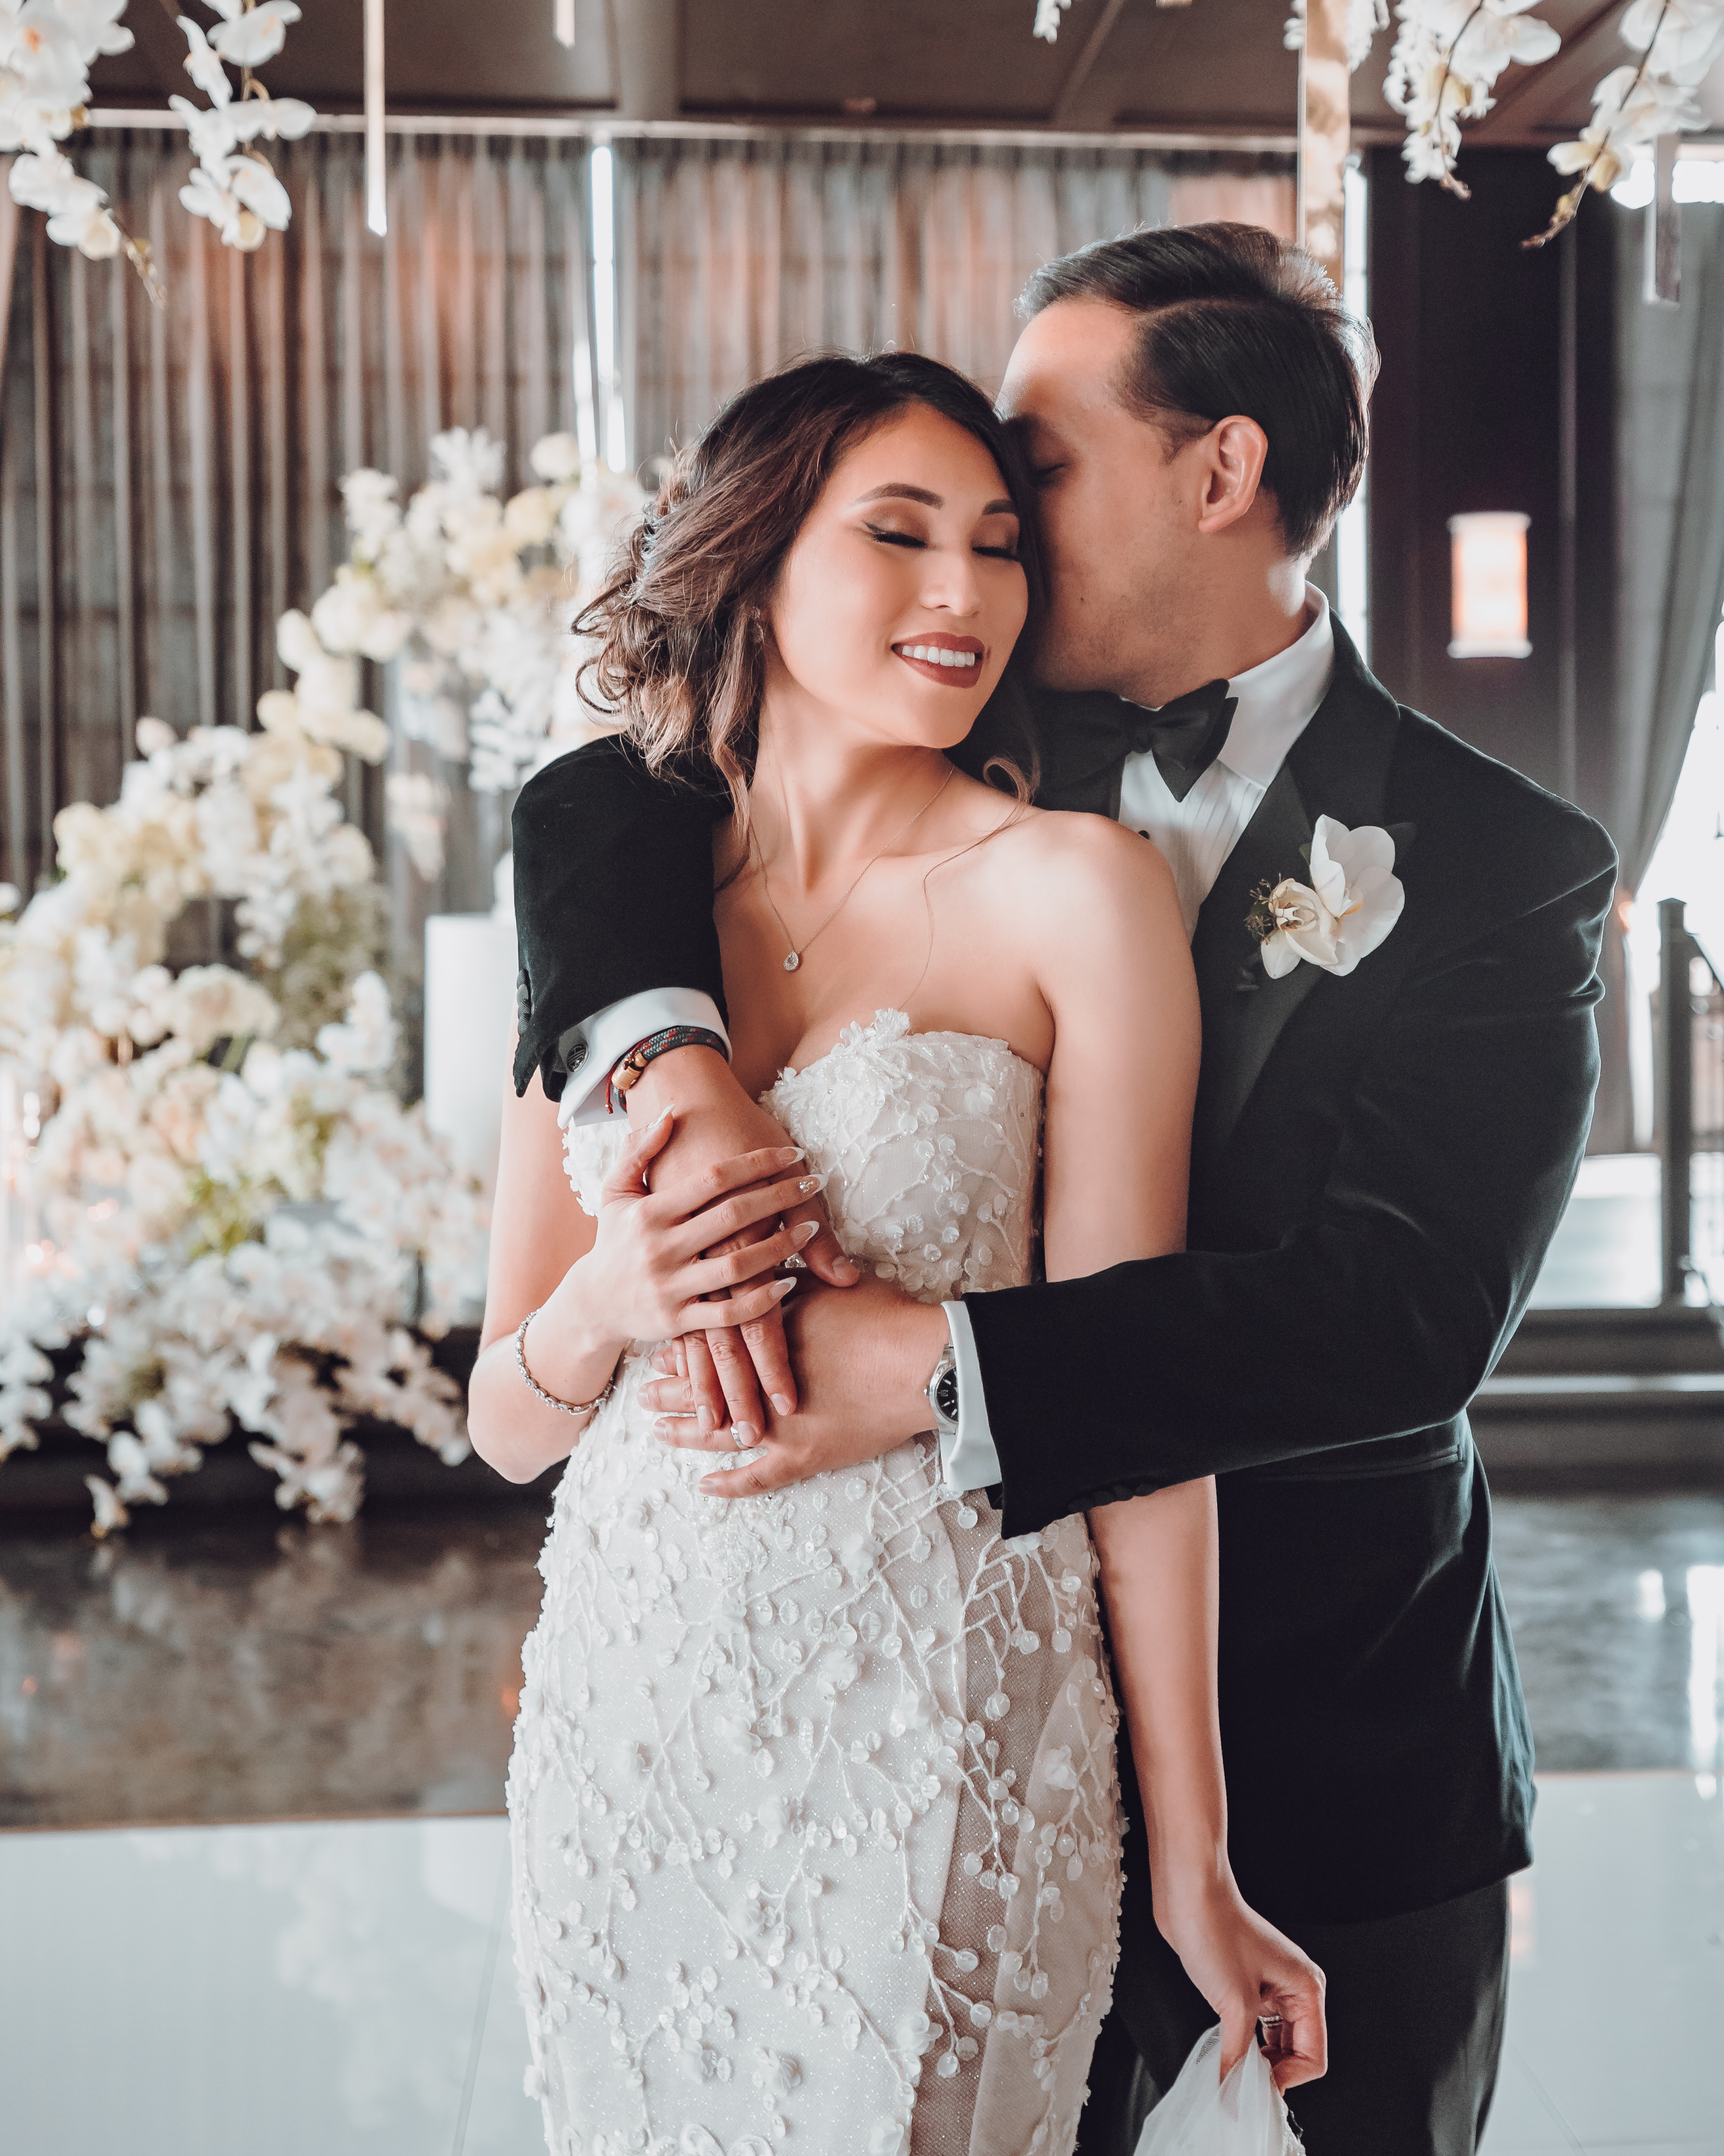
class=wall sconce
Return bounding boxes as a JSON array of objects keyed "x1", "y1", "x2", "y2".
[{"x1": 1448, "y1": 512, "x2": 1531, "y2": 659}]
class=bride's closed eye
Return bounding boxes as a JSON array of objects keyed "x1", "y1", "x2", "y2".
[{"x1": 862, "y1": 522, "x2": 1020, "y2": 562}]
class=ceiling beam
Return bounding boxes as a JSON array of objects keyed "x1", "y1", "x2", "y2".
[
  {"x1": 612, "y1": 0, "x2": 679, "y2": 120},
  {"x1": 126, "y1": 0, "x2": 201, "y2": 104},
  {"x1": 1050, "y1": 0, "x2": 1133, "y2": 127},
  {"x1": 1472, "y1": 0, "x2": 1629, "y2": 137}
]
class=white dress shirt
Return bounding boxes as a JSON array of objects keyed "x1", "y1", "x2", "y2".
[{"x1": 558, "y1": 590, "x2": 1336, "y2": 1494}]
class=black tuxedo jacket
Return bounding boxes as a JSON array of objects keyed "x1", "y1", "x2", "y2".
[{"x1": 511, "y1": 620, "x2": 1617, "y2": 1929}]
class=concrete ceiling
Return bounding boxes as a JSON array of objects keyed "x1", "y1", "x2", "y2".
[{"x1": 86, "y1": 0, "x2": 1695, "y2": 151}]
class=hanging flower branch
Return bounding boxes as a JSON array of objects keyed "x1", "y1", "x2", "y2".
[
  {"x1": 1531, "y1": 0, "x2": 1724, "y2": 243},
  {"x1": 0, "y1": 1, "x2": 314, "y2": 299},
  {"x1": 171, "y1": 1, "x2": 315, "y2": 250},
  {"x1": 1384, "y1": 0, "x2": 1562, "y2": 195}
]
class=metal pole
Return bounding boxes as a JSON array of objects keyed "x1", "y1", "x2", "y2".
[{"x1": 1659, "y1": 896, "x2": 1694, "y2": 1302}]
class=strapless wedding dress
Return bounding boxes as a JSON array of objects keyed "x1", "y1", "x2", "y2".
[{"x1": 506, "y1": 1011, "x2": 1126, "y2": 2156}]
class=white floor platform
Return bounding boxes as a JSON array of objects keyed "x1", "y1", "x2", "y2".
[{"x1": 0, "y1": 1774, "x2": 1719, "y2": 2155}]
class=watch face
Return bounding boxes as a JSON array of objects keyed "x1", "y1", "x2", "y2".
[{"x1": 934, "y1": 1366, "x2": 960, "y2": 1424}]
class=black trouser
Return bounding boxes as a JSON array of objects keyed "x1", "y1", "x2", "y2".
[{"x1": 1075, "y1": 1878, "x2": 1512, "y2": 2156}]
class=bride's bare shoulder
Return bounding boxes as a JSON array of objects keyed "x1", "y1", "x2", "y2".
[{"x1": 980, "y1": 805, "x2": 1180, "y2": 917}]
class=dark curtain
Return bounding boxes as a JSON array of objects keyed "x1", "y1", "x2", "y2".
[
  {"x1": 616, "y1": 136, "x2": 1294, "y2": 468},
  {"x1": 0, "y1": 128, "x2": 596, "y2": 909}
]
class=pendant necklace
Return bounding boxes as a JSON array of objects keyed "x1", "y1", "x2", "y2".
[{"x1": 754, "y1": 765, "x2": 956, "y2": 974}]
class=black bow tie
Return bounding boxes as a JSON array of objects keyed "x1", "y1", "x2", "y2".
[{"x1": 1119, "y1": 678, "x2": 1238, "y2": 802}]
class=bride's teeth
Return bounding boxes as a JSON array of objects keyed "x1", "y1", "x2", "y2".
[{"x1": 899, "y1": 644, "x2": 978, "y2": 666}]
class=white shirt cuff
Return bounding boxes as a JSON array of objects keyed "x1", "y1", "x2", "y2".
[
  {"x1": 939, "y1": 1299, "x2": 1003, "y2": 1496},
  {"x1": 554, "y1": 989, "x2": 731, "y2": 1129}
]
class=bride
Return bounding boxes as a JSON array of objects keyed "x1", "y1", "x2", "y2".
[{"x1": 468, "y1": 351, "x2": 1325, "y2": 2156}]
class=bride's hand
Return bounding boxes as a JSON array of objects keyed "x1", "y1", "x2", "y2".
[
  {"x1": 1155, "y1": 1878, "x2": 1327, "y2": 2092},
  {"x1": 574, "y1": 1109, "x2": 827, "y2": 1345}
]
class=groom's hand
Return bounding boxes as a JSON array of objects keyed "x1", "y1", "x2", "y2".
[
  {"x1": 626, "y1": 1046, "x2": 860, "y2": 1440},
  {"x1": 642, "y1": 1276, "x2": 948, "y2": 1497}
]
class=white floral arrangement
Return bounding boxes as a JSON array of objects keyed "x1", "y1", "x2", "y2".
[
  {"x1": 0, "y1": 705, "x2": 487, "y2": 1534},
  {"x1": 297, "y1": 425, "x2": 645, "y2": 875},
  {"x1": 2, "y1": 0, "x2": 314, "y2": 297}
]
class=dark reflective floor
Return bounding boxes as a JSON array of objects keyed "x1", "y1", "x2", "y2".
[
  {"x1": 2, "y1": 1485, "x2": 1723, "y2": 1830},
  {"x1": 0, "y1": 1505, "x2": 549, "y2": 1829}
]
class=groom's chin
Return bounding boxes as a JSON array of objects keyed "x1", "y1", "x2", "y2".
[{"x1": 1024, "y1": 627, "x2": 1107, "y2": 697}]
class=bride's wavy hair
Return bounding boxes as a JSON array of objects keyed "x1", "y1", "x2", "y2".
[{"x1": 578, "y1": 351, "x2": 1044, "y2": 822}]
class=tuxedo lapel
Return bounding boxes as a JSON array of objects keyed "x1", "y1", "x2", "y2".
[
  {"x1": 1189, "y1": 762, "x2": 1319, "y2": 1171},
  {"x1": 1190, "y1": 619, "x2": 1404, "y2": 1176}
]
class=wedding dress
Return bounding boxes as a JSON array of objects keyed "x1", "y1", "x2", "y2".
[
  {"x1": 506, "y1": 1010, "x2": 1302, "y2": 2156},
  {"x1": 508, "y1": 1011, "x2": 1124, "y2": 2156}
]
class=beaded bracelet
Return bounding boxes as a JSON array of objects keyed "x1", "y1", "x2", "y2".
[{"x1": 514, "y1": 1308, "x2": 618, "y2": 1419}]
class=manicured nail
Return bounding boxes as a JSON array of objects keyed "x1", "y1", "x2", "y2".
[
  {"x1": 793, "y1": 1220, "x2": 820, "y2": 1246},
  {"x1": 771, "y1": 1278, "x2": 797, "y2": 1300},
  {"x1": 833, "y1": 1256, "x2": 861, "y2": 1282},
  {"x1": 772, "y1": 1392, "x2": 794, "y2": 1416},
  {"x1": 796, "y1": 1174, "x2": 827, "y2": 1195},
  {"x1": 731, "y1": 1424, "x2": 757, "y2": 1447},
  {"x1": 698, "y1": 1406, "x2": 715, "y2": 1435},
  {"x1": 776, "y1": 1146, "x2": 806, "y2": 1165}
]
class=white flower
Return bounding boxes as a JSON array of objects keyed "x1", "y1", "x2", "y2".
[
  {"x1": 57, "y1": 0, "x2": 134, "y2": 62},
  {"x1": 385, "y1": 773, "x2": 449, "y2": 881},
  {"x1": 315, "y1": 970, "x2": 397, "y2": 1076},
  {"x1": 1255, "y1": 817, "x2": 1405, "y2": 979},
  {"x1": 176, "y1": 14, "x2": 232, "y2": 104},
  {"x1": 529, "y1": 431, "x2": 582, "y2": 482},
  {"x1": 4, "y1": 3, "x2": 89, "y2": 108},
  {"x1": 206, "y1": 0, "x2": 301, "y2": 68},
  {"x1": 1620, "y1": 0, "x2": 1724, "y2": 78},
  {"x1": 309, "y1": 566, "x2": 412, "y2": 662},
  {"x1": 84, "y1": 1474, "x2": 130, "y2": 1537}
]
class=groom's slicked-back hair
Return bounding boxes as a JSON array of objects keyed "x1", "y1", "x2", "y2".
[{"x1": 1018, "y1": 222, "x2": 1376, "y2": 558}]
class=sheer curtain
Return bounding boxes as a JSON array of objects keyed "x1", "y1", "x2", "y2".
[
  {"x1": 616, "y1": 136, "x2": 1293, "y2": 468},
  {"x1": 0, "y1": 128, "x2": 596, "y2": 904}
]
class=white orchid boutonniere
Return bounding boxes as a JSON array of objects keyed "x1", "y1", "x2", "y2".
[{"x1": 1246, "y1": 815, "x2": 1406, "y2": 980}]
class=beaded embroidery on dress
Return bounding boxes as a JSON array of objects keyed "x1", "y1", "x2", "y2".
[{"x1": 508, "y1": 1010, "x2": 1126, "y2": 2156}]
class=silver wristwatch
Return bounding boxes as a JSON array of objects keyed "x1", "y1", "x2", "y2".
[{"x1": 925, "y1": 1340, "x2": 959, "y2": 1440}]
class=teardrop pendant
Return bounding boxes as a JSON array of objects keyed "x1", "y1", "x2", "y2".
[{"x1": 783, "y1": 951, "x2": 801, "y2": 972}]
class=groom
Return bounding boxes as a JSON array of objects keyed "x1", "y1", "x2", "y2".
[{"x1": 510, "y1": 224, "x2": 1615, "y2": 2153}]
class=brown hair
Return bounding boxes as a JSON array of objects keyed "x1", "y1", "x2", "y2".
[
  {"x1": 1018, "y1": 221, "x2": 1376, "y2": 557},
  {"x1": 578, "y1": 350, "x2": 1043, "y2": 821}
]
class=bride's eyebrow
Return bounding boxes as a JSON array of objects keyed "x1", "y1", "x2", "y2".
[{"x1": 848, "y1": 482, "x2": 1017, "y2": 515}]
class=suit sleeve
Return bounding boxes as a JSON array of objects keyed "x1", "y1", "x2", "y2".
[
  {"x1": 512, "y1": 736, "x2": 729, "y2": 1101},
  {"x1": 964, "y1": 821, "x2": 1618, "y2": 1538}
]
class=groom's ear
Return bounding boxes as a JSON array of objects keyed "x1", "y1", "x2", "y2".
[{"x1": 1193, "y1": 415, "x2": 1272, "y2": 537}]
